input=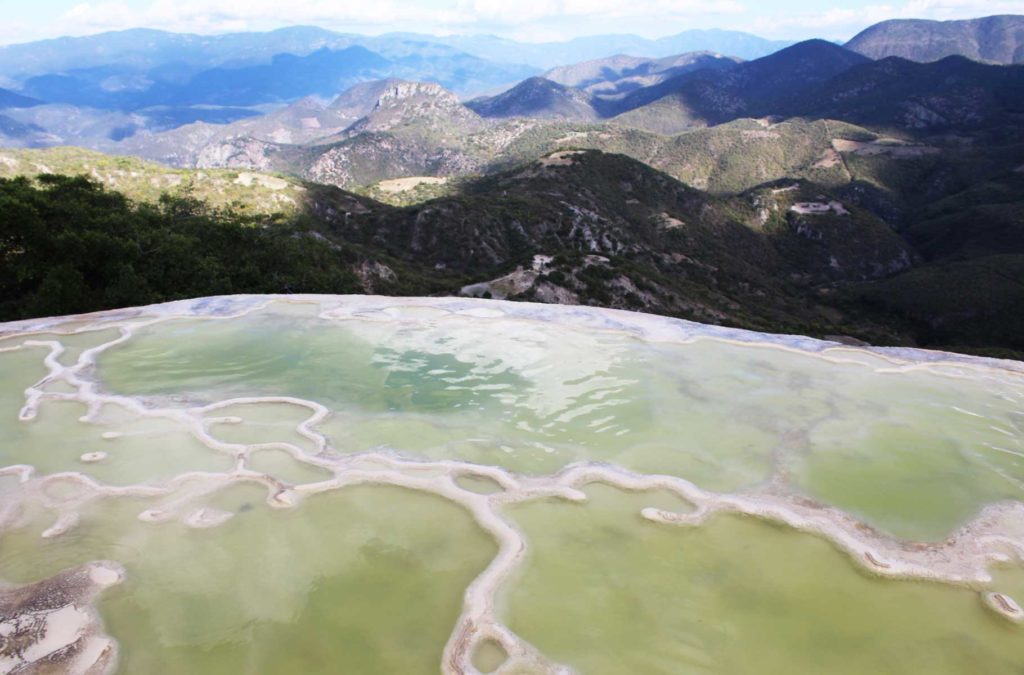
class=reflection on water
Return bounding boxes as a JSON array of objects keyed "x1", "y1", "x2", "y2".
[
  {"x1": 1, "y1": 296, "x2": 1023, "y2": 674},
  {"x1": 97, "y1": 303, "x2": 1024, "y2": 539}
]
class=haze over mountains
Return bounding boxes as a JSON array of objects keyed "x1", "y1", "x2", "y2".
[
  {"x1": 0, "y1": 26, "x2": 791, "y2": 79},
  {"x1": 62, "y1": 35, "x2": 1014, "y2": 183},
  {"x1": 846, "y1": 15, "x2": 1024, "y2": 64},
  {"x1": 1, "y1": 14, "x2": 1023, "y2": 357},
  {"x1": 544, "y1": 52, "x2": 741, "y2": 94},
  {"x1": 0, "y1": 15, "x2": 1020, "y2": 147}
]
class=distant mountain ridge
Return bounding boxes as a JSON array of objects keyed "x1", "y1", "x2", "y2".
[
  {"x1": 0, "y1": 27, "x2": 357, "y2": 78},
  {"x1": 846, "y1": 15, "x2": 1024, "y2": 64},
  {"x1": 785, "y1": 54, "x2": 1024, "y2": 129},
  {"x1": 543, "y1": 52, "x2": 740, "y2": 98},
  {"x1": 466, "y1": 78, "x2": 600, "y2": 121},
  {"x1": 402, "y1": 29, "x2": 793, "y2": 67},
  {"x1": 13, "y1": 44, "x2": 536, "y2": 110},
  {"x1": 466, "y1": 41, "x2": 870, "y2": 127},
  {"x1": 605, "y1": 40, "x2": 871, "y2": 132},
  {"x1": 0, "y1": 87, "x2": 41, "y2": 109},
  {"x1": 0, "y1": 25, "x2": 792, "y2": 102},
  {"x1": 15, "y1": 37, "x2": 1020, "y2": 177},
  {"x1": 5, "y1": 15, "x2": 1022, "y2": 144}
]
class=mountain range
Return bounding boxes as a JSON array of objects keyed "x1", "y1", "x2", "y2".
[
  {"x1": 77, "y1": 38, "x2": 1018, "y2": 186},
  {"x1": 0, "y1": 25, "x2": 796, "y2": 109},
  {"x1": 0, "y1": 16, "x2": 1019, "y2": 142},
  {"x1": 1, "y1": 15, "x2": 1023, "y2": 357},
  {"x1": 0, "y1": 26, "x2": 791, "y2": 81},
  {"x1": 544, "y1": 52, "x2": 740, "y2": 95},
  {"x1": 416, "y1": 29, "x2": 793, "y2": 68},
  {"x1": 846, "y1": 15, "x2": 1024, "y2": 64}
]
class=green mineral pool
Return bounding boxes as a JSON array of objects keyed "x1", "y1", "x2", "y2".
[{"x1": 1, "y1": 295, "x2": 1022, "y2": 674}]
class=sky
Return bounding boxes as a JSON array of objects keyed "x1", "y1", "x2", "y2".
[{"x1": 3, "y1": 0, "x2": 1021, "y2": 46}]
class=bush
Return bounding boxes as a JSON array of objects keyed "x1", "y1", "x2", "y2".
[{"x1": 0, "y1": 175, "x2": 361, "y2": 321}]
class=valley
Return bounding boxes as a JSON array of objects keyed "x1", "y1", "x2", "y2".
[
  {"x1": 0, "y1": 16, "x2": 1022, "y2": 359},
  {"x1": 3, "y1": 11, "x2": 1024, "y2": 675}
]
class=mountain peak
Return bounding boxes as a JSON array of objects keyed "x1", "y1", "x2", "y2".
[
  {"x1": 466, "y1": 77, "x2": 597, "y2": 121},
  {"x1": 327, "y1": 79, "x2": 402, "y2": 111},
  {"x1": 343, "y1": 79, "x2": 481, "y2": 134},
  {"x1": 374, "y1": 80, "x2": 459, "y2": 107},
  {"x1": 519, "y1": 76, "x2": 567, "y2": 89},
  {"x1": 736, "y1": 39, "x2": 870, "y2": 88},
  {"x1": 290, "y1": 96, "x2": 327, "y2": 111},
  {"x1": 765, "y1": 39, "x2": 869, "y2": 62}
]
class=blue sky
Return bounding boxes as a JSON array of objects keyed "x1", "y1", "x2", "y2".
[{"x1": 4, "y1": 0, "x2": 1020, "y2": 45}]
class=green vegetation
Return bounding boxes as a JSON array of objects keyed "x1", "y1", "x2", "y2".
[
  {"x1": 355, "y1": 176, "x2": 462, "y2": 206},
  {"x1": 0, "y1": 147, "x2": 308, "y2": 216},
  {"x1": 847, "y1": 255, "x2": 1024, "y2": 355},
  {"x1": 0, "y1": 174, "x2": 360, "y2": 320},
  {"x1": 1, "y1": 145, "x2": 1022, "y2": 360}
]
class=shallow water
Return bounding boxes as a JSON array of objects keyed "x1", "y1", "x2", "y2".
[
  {"x1": 0, "y1": 485, "x2": 495, "y2": 673},
  {"x1": 505, "y1": 485, "x2": 1024, "y2": 675},
  {"x1": 1, "y1": 296, "x2": 1023, "y2": 674},
  {"x1": 96, "y1": 303, "x2": 1024, "y2": 539}
]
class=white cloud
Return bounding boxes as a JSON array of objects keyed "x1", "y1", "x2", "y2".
[
  {"x1": 451, "y1": 0, "x2": 743, "y2": 26},
  {"x1": 6, "y1": 0, "x2": 1018, "y2": 45},
  {"x1": 750, "y1": 0, "x2": 1024, "y2": 40},
  {"x1": 0, "y1": 20, "x2": 33, "y2": 50},
  {"x1": 59, "y1": 0, "x2": 420, "y2": 35},
  {"x1": 49, "y1": 0, "x2": 746, "y2": 40}
]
